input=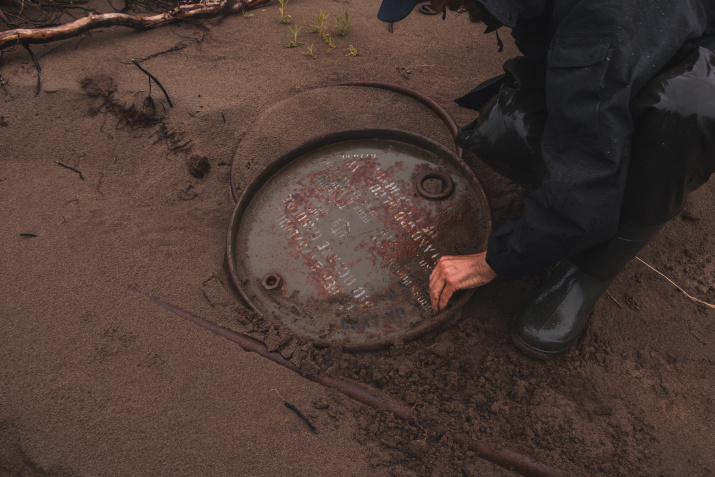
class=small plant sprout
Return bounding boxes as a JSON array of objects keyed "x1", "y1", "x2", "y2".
[
  {"x1": 285, "y1": 24, "x2": 303, "y2": 48},
  {"x1": 303, "y1": 43, "x2": 317, "y2": 59},
  {"x1": 324, "y1": 33, "x2": 336, "y2": 49},
  {"x1": 278, "y1": 0, "x2": 291, "y2": 24},
  {"x1": 336, "y1": 10, "x2": 350, "y2": 36},
  {"x1": 308, "y1": 10, "x2": 336, "y2": 48},
  {"x1": 242, "y1": 8, "x2": 253, "y2": 18},
  {"x1": 309, "y1": 10, "x2": 329, "y2": 36},
  {"x1": 346, "y1": 45, "x2": 359, "y2": 57}
]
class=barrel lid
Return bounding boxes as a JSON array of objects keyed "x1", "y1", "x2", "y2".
[{"x1": 227, "y1": 128, "x2": 491, "y2": 351}]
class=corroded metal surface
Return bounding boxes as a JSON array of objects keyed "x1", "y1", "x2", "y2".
[{"x1": 227, "y1": 129, "x2": 491, "y2": 351}]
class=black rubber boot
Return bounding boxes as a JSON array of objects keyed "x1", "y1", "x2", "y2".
[{"x1": 511, "y1": 224, "x2": 662, "y2": 359}]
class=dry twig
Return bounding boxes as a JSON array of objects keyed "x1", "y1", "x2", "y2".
[
  {"x1": 55, "y1": 160, "x2": 84, "y2": 180},
  {"x1": 131, "y1": 58, "x2": 172, "y2": 107},
  {"x1": 0, "y1": 0, "x2": 268, "y2": 50},
  {"x1": 636, "y1": 257, "x2": 715, "y2": 309},
  {"x1": 410, "y1": 402, "x2": 430, "y2": 441},
  {"x1": 606, "y1": 291, "x2": 623, "y2": 308}
]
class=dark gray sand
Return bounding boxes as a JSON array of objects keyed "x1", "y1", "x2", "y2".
[{"x1": 2, "y1": 1, "x2": 714, "y2": 475}]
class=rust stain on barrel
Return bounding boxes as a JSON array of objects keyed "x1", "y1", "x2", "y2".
[{"x1": 227, "y1": 129, "x2": 491, "y2": 351}]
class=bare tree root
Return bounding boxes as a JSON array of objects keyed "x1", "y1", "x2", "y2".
[{"x1": 0, "y1": 0, "x2": 268, "y2": 50}]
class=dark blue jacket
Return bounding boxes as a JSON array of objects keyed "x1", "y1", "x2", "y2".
[{"x1": 477, "y1": 0, "x2": 715, "y2": 279}]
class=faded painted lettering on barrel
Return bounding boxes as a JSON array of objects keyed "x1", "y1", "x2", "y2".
[
  {"x1": 274, "y1": 154, "x2": 444, "y2": 313},
  {"x1": 228, "y1": 131, "x2": 490, "y2": 349}
]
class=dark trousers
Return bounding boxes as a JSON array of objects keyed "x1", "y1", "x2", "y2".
[
  {"x1": 456, "y1": 42, "x2": 715, "y2": 229},
  {"x1": 622, "y1": 41, "x2": 715, "y2": 226}
]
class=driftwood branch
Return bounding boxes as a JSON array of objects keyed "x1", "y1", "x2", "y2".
[{"x1": 0, "y1": 0, "x2": 268, "y2": 50}]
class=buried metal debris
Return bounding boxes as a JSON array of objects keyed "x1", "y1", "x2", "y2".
[{"x1": 226, "y1": 128, "x2": 492, "y2": 351}]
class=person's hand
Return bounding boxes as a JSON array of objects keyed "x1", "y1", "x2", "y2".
[{"x1": 428, "y1": 251, "x2": 497, "y2": 314}]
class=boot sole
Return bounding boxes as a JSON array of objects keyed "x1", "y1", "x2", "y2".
[{"x1": 510, "y1": 330, "x2": 568, "y2": 360}]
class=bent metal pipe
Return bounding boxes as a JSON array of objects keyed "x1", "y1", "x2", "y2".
[{"x1": 147, "y1": 294, "x2": 574, "y2": 477}]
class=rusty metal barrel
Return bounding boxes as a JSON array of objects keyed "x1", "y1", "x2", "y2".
[{"x1": 227, "y1": 128, "x2": 491, "y2": 351}]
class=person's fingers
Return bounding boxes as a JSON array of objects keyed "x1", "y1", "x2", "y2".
[
  {"x1": 429, "y1": 266, "x2": 439, "y2": 286},
  {"x1": 430, "y1": 277, "x2": 444, "y2": 314},
  {"x1": 438, "y1": 282, "x2": 453, "y2": 312},
  {"x1": 429, "y1": 264, "x2": 449, "y2": 313},
  {"x1": 430, "y1": 256, "x2": 453, "y2": 283},
  {"x1": 429, "y1": 253, "x2": 496, "y2": 314},
  {"x1": 429, "y1": 257, "x2": 455, "y2": 314},
  {"x1": 429, "y1": 252, "x2": 497, "y2": 314}
]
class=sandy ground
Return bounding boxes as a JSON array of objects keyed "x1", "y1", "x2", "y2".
[{"x1": 1, "y1": 1, "x2": 714, "y2": 475}]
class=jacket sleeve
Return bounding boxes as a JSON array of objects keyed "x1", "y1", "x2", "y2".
[{"x1": 484, "y1": 2, "x2": 703, "y2": 280}]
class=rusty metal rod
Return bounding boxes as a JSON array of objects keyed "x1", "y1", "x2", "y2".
[
  {"x1": 230, "y1": 82, "x2": 463, "y2": 203},
  {"x1": 148, "y1": 295, "x2": 574, "y2": 477}
]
